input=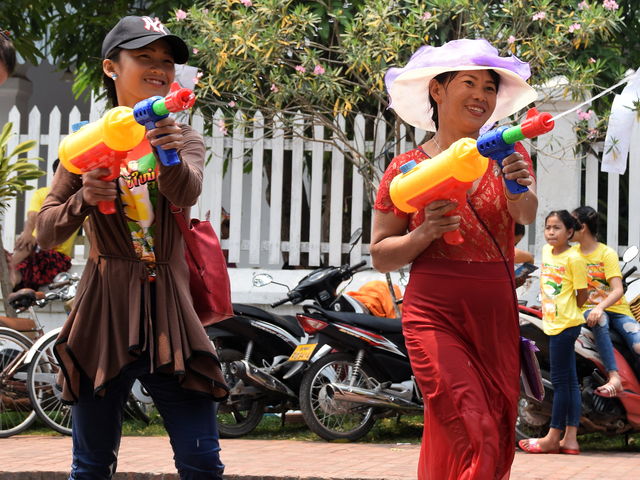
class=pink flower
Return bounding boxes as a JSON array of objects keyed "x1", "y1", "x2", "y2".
[
  {"x1": 228, "y1": 101, "x2": 236, "y2": 107},
  {"x1": 578, "y1": 1, "x2": 589, "y2": 9},
  {"x1": 569, "y1": 23, "x2": 581, "y2": 33},
  {"x1": 313, "y1": 65, "x2": 325, "y2": 75},
  {"x1": 203, "y1": 8, "x2": 209, "y2": 13},
  {"x1": 176, "y1": 9, "x2": 187, "y2": 20},
  {"x1": 532, "y1": 12, "x2": 546, "y2": 21},
  {"x1": 270, "y1": 84, "x2": 279, "y2": 93},
  {"x1": 295, "y1": 65, "x2": 306, "y2": 73},
  {"x1": 603, "y1": 0, "x2": 619, "y2": 10},
  {"x1": 421, "y1": 12, "x2": 432, "y2": 21},
  {"x1": 577, "y1": 109, "x2": 594, "y2": 121},
  {"x1": 588, "y1": 57, "x2": 596, "y2": 63},
  {"x1": 240, "y1": 0, "x2": 253, "y2": 6},
  {"x1": 217, "y1": 119, "x2": 228, "y2": 136},
  {"x1": 192, "y1": 48, "x2": 199, "y2": 55},
  {"x1": 507, "y1": 35, "x2": 516, "y2": 45},
  {"x1": 587, "y1": 128, "x2": 598, "y2": 139}
]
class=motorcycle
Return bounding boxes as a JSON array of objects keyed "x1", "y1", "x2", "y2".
[
  {"x1": 207, "y1": 229, "x2": 371, "y2": 438},
  {"x1": 516, "y1": 245, "x2": 640, "y2": 441},
  {"x1": 291, "y1": 299, "x2": 421, "y2": 442}
]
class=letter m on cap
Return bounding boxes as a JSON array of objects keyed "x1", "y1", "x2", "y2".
[{"x1": 141, "y1": 16, "x2": 168, "y2": 35}]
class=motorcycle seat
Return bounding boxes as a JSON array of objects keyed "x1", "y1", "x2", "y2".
[
  {"x1": 232, "y1": 303, "x2": 304, "y2": 338},
  {"x1": 312, "y1": 307, "x2": 403, "y2": 333}
]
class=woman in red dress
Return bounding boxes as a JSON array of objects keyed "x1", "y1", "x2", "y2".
[{"x1": 371, "y1": 39, "x2": 539, "y2": 480}]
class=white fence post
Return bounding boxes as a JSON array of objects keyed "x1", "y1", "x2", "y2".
[
  {"x1": 249, "y1": 111, "x2": 265, "y2": 265},
  {"x1": 350, "y1": 114, "x2": 365, "y2": 264},
  {"x1": 228, "y1": 110, "x2": 245, "y2": 264},
  {"x1": 328, "y1": 115, "x2": 345, "y2": 267},
  {"x1": 308, "y1": 121, "x2": 324, "y2": 266}
]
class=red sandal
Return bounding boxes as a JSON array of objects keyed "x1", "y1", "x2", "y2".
[{"x1": 518, "y1": 438, "x2": 559, "y2": 454}]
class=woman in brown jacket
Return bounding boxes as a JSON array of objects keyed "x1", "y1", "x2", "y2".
[{"x1": 36, "y1": 16, "x2": 228, "y2": 480}]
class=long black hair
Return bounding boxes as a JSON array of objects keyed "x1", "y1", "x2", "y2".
[
  {"x1": 572, "y1": 205, "x2": 599, "y2": 239},
  {"x1": 429, "y1": 69, "x2": 501, "y2": 130},
  {"x1": 103, "y1": 48, "x2": 122, "y2": 107}
]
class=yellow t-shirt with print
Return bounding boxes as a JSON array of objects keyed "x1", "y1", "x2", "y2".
[
  {"x1": 540, "y1": 244, "x2": 588, "y2": 336},
  {"x1": 29, "y1": 187, "x2": 78, "y2": 258},
  {"x1": 573, "y1": 243, "x2": 635, "y2": 318}
]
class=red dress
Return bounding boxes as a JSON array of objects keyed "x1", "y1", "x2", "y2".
[{"x1": 375, "y1": 144, "x2": 532, "y2": 480}]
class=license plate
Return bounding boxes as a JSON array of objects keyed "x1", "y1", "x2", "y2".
[{"x1": 288, "y1": 343, "x2": 317, "y2": 362}]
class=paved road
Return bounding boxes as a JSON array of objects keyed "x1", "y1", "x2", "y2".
[{"x1": 1, "y1": 436, "x2": 639, "y2": 479}]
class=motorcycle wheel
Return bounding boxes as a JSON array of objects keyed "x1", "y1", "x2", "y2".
[
  {"x1": 216, "y1": 349, "x2": 265, "y2": 438},
  {"x1": 515, "y1": 370, "x2": 552, "y2": 442},
  {"x1": 299, "y1": 351, "x2": 376, "y2": 442}
]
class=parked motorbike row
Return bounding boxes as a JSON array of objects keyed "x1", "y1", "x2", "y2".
[
  {"x1": 210, "y1": 240, "x2": 640, "y2": 444},
  {"x1": 207, "y1": 229, "x2": 420, "y2": 441}
]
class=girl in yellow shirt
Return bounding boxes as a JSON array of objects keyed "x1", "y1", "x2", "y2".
[
  {"x1": 520, "y1": 210, "x2": 588, "y2": 455},
  {"x1": 572, "y1": 206, "x2": 640, "y2": 398}
]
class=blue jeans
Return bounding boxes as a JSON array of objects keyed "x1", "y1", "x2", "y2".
[
  {"x1": 587, "y1": 309, "x2": 640, "y2": 373},
  {"x1": 549, "y1": 325, "x2": 581, "y2": 430},
  {"x1": 69, "y1": 353, "x2": 224, "y2": 480}
]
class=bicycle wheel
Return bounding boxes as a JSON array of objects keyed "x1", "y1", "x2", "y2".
[
  {"x1": 0, "y1": 329, "x2": 37, "y2": 437},
  {"x1": 27, "y1": 333, "x2": 72, "y2": 435}
]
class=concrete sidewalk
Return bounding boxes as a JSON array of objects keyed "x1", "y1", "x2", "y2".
[{"x1": 0, "y1": 435, "x2": 639, "y2": 479}]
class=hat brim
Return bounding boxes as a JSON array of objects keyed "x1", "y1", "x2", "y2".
[
  {"x1": 112, "y1": 34, "x2": 189, "y2": 64},
  {"x1": 388, "y1": 65, "x2": 538, "y2": 132}
]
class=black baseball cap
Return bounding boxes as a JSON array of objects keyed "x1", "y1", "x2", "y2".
[{"x1": 101, "y1": 16, "x2": 189, "y2": 64}]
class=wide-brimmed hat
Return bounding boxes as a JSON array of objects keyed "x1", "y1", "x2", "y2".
[
  {"x1": 385, "y1": 39, "x2": 538, "y2": 132},
  {"x1": 102, "y1": 16, "x2": 189, "y2": 64}
]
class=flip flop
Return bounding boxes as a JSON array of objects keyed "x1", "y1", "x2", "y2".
[
  {"x1": 518, "y1": 438, "x2": 559, "y2": 454},
  {"x1": 560, "y1": 447, "x2": 580, "y2": 455},
  {"x1": 595, "y1": 383, "x2": 621, "y2": 398}
]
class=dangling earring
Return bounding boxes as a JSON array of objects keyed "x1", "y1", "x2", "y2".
[{"x1": 111, "y1": 73, "x2": 118, "y2": 79}]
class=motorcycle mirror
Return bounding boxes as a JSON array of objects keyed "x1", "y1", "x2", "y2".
[
  {"x1": 52, "y1": 272, "x2": 70, "y2": 283},
  {"x1": 622, "y1": 245, "x2": 639, "y2": 263},
  {"x1": 348, "y1": 228, "x2": 363, "y2": 246},
  {"x1": 252, "y1": 272, "x2": 273, "y2": 288}
]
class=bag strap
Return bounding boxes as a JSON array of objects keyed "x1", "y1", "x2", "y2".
[{"x1": 170, "y1": 204, "x2": 206, "y2": 270}]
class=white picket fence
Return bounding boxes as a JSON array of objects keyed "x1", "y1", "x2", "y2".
[{"x1": 2, "y1": 101, "x2": 640, "y2": 271}]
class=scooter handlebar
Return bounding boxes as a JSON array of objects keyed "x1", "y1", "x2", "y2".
[
  {"x1": 271, "y1": 297, "x2": 290, "y2": 308},
  {"x1": 271, "y1": 291, "x2": 303, "y2": 308},
  {"x1": 342, "y1": 260, "x2": 367, "y2": 279},
  {"x1": 623, "y1": 266, "x2": 638, "y2": 283}
]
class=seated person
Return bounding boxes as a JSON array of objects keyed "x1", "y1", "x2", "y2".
[
  {"x1": 572, "y1": 206, "x2": 640, "y2": 398},
  {"x1": 9, "y1": 160, "x2": 80, "y2": 290},
  {"x1": 515, "y1": 222, "x2": 534, "y2": 264},
  {"x1": 514, "y1": 223, "x2": 535, "y2": 288}
]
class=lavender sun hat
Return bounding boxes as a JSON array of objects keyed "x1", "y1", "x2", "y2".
[{"x1": 385, "y1": 39, "x2": 538, "y2": 132}]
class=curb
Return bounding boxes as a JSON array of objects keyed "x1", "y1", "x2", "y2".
[{"x1": 0, "y1": 475, "x2": 394, "y2": 480}]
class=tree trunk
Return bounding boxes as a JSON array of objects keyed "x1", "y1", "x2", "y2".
[{"x1": 0, "y1": 231, "x2": 17, "y2": 317}]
